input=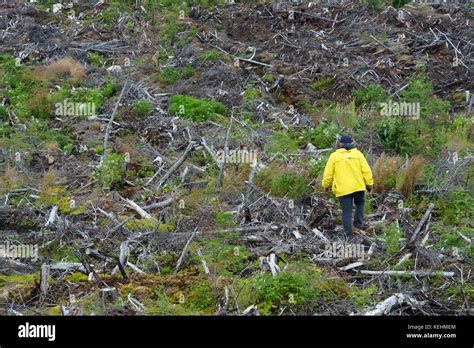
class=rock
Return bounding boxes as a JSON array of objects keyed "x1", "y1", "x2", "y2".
[
  {"x1": 46, "y1": 154, "x2": 55, "y2": 165},
  {"x1": 52, "y1": 4, "x2": 62, "y2": 14},
  {"x1": 306, "y1": 143, "x2": 317, "y2": 152},
  {"x1": 107, "y1": 65, "x2": 122, "y2": 74}
]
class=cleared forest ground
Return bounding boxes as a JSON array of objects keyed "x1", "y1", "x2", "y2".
[{"x1": 0, "y1": 1, "x2": 472, "y2": 316}]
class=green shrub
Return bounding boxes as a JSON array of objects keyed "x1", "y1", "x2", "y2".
[
  {"x1": 214, "y1": 211, "x2": 236, "y2": 228},
  {"x1": 363, "y1": 0, "x2": 386, "y2": 12},
  {"x1": 168, "y1": 94, "x2": 228, "y2": 122},
  {"x1": 436, "y1": 189, "x2": 474, "y2": 226},
  {"x1": 0, "y1": 54, "x2": 38, "y2": 120},
  {"x1": 0, "y1": 106, "x2": 9, "y2": 121},
  {"x1": 133, "y1": 100, "x2": 152, "y2": 117},
  {"x1": 382, "y1": 222, "x2": 404, "y2": 255},
  {"x1": 309, "y1": 75, "x2": 333, "y2": 92},
  {"x1": 399, "y1": 74, "x2": 450, "y2": 119},
  {"x1": 303, "y1": 122, "x2": 339, "y2": 149},
  {"x1": 432, "y1": 224, "x2": 473, "y2": 260},
  {"x1": 256, "y1": 166, "x2": 311, "y2": 198},
  {"x1": 266, "y1": 131, "x2": 299, "y2": 154},
  {"x1": 197, "y1": 51, "x2": 222, "y2": 63},
  {"x1": 324, "y1": 102, "x2": 358, "y2": 129},
  {"x1": 98, "y1": 6, "x2": 120, "y2": 30},
  {"x1": 87, "y1": 52, "x2": 104, "y2": 67},
  {"x1": 250, "y1": 271, "x2": 318, "y2": 314},
  {"x1": 236, "y1": 265, "x2": 375, "y2": 315},
  {"x1": 184, "y1": 281, "x2": 215, "y2": 311},
  {"x1": 194, "y1": 238, "x2": 251, "y2": 275},
  {"x1": 160, "y1": 19, "x2": 184, "y2": 45},
  {"x1": 376, "y1": 116, "x2": 422, "y2": 155},
  {"x1": 49, "y1": 81, "x2": 115, "y2": 118},
  {"x1": 93, "y1": 153, "x2": 125, "y2": 189},
  {"x1": 354, "y1": 84, "x2": 385, "y2": 109},
  {"x1": 152, "y1": 48, "x2": 171, "y2": 67},
  {"x1": 392, "y1": 0, "x2": 410, "y2": 8},
  {"x1": 0, "y1": 124, "x2": 11, "y2": 137},
  {"x1": 3, "y1": 118, "x2": 74, "y2": 154},
  {"x1": 269, "y1": 174, "x2": 310, "y2": 198},
  {"x1": 158, "y1": 64, "x2": 195, "y2": 85},
  {"x1": 306, "y1": 153, "x2": 330, "y2": 180},
  {"x1": 294, "y1": 97, "x2": 318, "y2": 115}
]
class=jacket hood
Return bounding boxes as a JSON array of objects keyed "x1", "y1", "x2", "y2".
[{"x1": 341, "y1": 143, "x2": 356, "y2": 150}]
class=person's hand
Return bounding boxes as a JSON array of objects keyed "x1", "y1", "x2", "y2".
[
  {"x1": 322, "y1": 186, "x2": 328, "y2": 193},
  {"x1": 366, "y1": 185, "x2": 373, "y2": 194}
]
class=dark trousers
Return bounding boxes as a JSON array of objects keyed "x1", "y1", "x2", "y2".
[{"x1": 338, "y1": 191, "x2": 365, "y2": 237}]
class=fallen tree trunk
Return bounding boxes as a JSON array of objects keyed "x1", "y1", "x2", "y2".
[
  {"x1": 365, "y1": 293, "x2": 426, "y2": 316},
  {"x1": 155, "y1": 142, "x2": 195, "y2": 188},
  {"x1": 360, "y1": 270, "x2": 454, "y2": 277},
  {"x1": 409, "y1": 203, "x2": 435, "y2": 244}
]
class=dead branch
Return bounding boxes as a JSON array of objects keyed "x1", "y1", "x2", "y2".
[{"x1": 102, "y1": 81, "x2": 129, "y2": 165}]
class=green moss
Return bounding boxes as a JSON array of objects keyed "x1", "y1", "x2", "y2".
[
  {"x1": 64, "y1": 272, "x2": 89, "y2": 282},
  {"x1": 161, "y1": 266, "x2": 171, "y2": 275},
  {"x1": 243, "y1": 87, "x2": 262, "y2": 102},
  {"x1": 263, "y1": 74, "x2": 277, "y2": 83},
  {"x1": 0, "y1": 273, "x2": 37, "y2": 286},
  {"x1": 123, "y1": 218, "x2": 160, "y2": 231},
  {"x1": 58, "y1": 197, "x2": 86, "y2": 215}
]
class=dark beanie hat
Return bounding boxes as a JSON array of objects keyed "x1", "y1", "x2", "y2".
[{"x1": 340, "y1": 135, "x2": 353, "y2": 143}]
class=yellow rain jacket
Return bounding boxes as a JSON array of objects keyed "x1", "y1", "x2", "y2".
[{"x1": 321, "y1": 148, "x2": 374, "y2": 197}]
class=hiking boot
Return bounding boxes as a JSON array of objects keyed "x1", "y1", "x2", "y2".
[
  {"x1": 353, "y1": 226, "x2": 367, "y2": 235},
  {"x1": 354, "y1": 223, "x2": 369, "y2": 230}
]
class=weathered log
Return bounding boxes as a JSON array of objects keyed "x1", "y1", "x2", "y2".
[
  {"x1": 360, "y1": 270, "x2": 454, "y2": 277},
  {"x1": 409, "y1": 203, "x2": 435, "y2": 244},
  {"x1": 365, "y1": 293, "x2": 426, "y2": 316}
]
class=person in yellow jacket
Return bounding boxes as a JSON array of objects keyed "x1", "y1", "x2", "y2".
[{"x1": 321, "y1": 135, "x2": 374, "y2": 240}]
